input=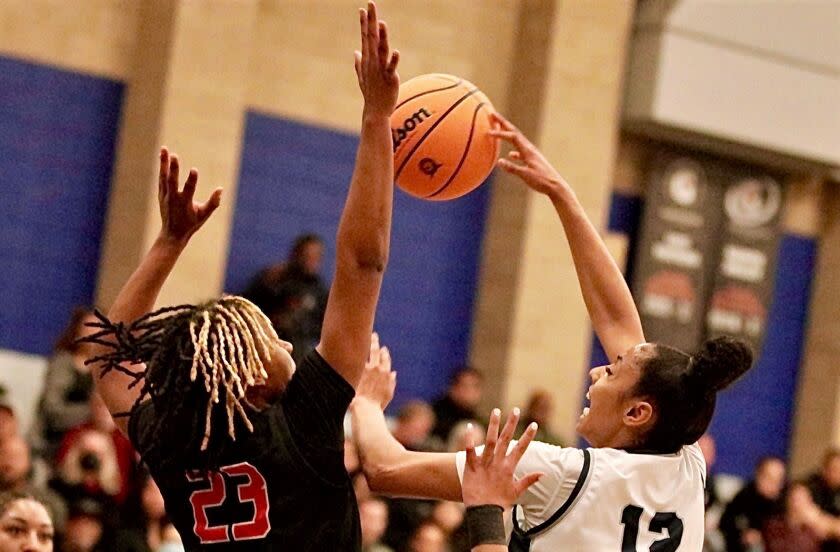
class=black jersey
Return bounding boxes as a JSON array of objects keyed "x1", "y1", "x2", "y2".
[{"x1": 128, "y1": 350, "x2": 360, "y2": 551}]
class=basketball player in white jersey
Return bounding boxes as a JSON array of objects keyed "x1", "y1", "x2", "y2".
[{"x1": 351, "y1": 112, "x2": 753, "y2": 551}]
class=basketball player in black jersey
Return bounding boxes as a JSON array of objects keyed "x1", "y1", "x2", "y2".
[{"x1": 84, "y1": 3, "x2": 400, "y2": 549}]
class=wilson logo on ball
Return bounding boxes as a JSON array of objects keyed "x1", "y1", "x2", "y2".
[
  {"x1": 391, "y1": 107, "x2": 432, "y2": 151},
  {"x1": 419, "y1": 158, "x2": 442, "y2": 177}
]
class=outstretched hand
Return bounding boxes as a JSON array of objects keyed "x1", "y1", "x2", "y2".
[
  {"x1": 354, "y1": 1, "x2": 400, "y2": 117},
  {"x1": 354, "y1": 333, "x2": 396, "y2": 410},
  {"x1": 158, "y1": 147, "x2": 222, "y2": 244},
  {"x1": 488, "y1": 112, "x2": 569, "y2": 198},
  {"x1": 461, "y1": 408, "x2": 543, "y2": 508}
]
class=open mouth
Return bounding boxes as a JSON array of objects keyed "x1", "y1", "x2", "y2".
[{"x1": 580, "y1": 390, "x2": 591, "y2": 419}]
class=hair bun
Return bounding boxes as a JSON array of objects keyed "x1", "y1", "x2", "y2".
[{"x1": 690, "y1": 336, "x2": 753, "y2": 394}]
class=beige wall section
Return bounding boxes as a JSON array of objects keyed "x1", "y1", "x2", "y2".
[
  {"x1": 247, "y1": 0, "x2": 519, "y2": 132},
  {"x1": 0, "y1": 0, "x2": 139, "y2": 80},
  {"x1": 472, "y1": 1, "x2": 636, "y2": 442},
  {"x1": 97, "y1": 0, "x2": 259, "y2": 309}
]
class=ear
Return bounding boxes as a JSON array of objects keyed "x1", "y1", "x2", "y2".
[{"x1": 623, "y1": 400, "x2": 654, "y2": 428}]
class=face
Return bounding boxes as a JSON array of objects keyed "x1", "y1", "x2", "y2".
[
  {"x1": 62, "y1": 515, "x2": 102, "y2": 552},
  {"x1": 0, "y1": 499, "x2": 53, "y2": 552},
  {"x1": 0, "y1": 437, "x2": 30, "y2": 489},
  {"x1": 755, "y1": 459, "x2": 786, "y2": 500},
  {"x1": 449, "y1": 373, "x2": 482, "y2": 409},
  {"x1": 787, "y1": 484, "x2": 814, "y2": 512},
  {"x1": 299, "y1": 242, "x2": 324, "y2": 275},
  {"x1": 823, "y1": 455, "x2": 840, "y2": 489},
  {"x1": 409, "y1": 524, "x2": 446, "y2": 552},
  {"x1": 396, "y1": 411, "x2": 434, "y2": 446},
  {"x1": 578, "y1": 343, "x2": 654, "y2": 448}
]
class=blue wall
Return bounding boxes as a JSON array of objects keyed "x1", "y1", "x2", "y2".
[
  {"x1": 225, "y1": 113, "x2": 491, "y2": 407},
  {"x1": 0, "y1": 56, "x2": 123, "y2": 355}
]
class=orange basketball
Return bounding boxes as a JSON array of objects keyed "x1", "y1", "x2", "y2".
[{"x1": 390, "y1": 74, "x2": 499, "y2": 201}]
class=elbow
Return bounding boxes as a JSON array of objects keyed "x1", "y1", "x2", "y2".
[
  {"x1": 362, "y1": 461, "x2": 398, "y2": 494},
  {"x1": 337, "y1": 241, "x2": 389, "y2": 274}
]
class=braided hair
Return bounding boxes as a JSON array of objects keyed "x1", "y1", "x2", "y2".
[{"x1": 82, "y1": 296, "x2": 280, "y2": 471}]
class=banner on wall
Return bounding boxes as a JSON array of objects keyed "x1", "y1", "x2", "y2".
[
  {"x1": 706, "y1": 174, "x2": 783, "y2": 353},
  {"x1": 631, "y1": 155, "x2": 724, "y2": 353}
]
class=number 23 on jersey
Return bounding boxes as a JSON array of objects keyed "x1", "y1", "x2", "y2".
[{"x1": 187, "y1": 462, "x2": 271, "y2": 544}]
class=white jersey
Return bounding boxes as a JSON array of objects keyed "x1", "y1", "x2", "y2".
[{"x1": 456, "y1": 442, "x2": 705, "y2": 552}]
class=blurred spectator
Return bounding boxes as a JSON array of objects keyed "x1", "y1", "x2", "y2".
[
  {"x1": 0, "y1": 490, "x2": 55, "y2": 552},
  {"x1": 242, "y1": 234, "x2": 328, "y2": 362},
  {"x1": 720, "y1": 456, "x2": 786, "y2": 552},
  {"x1": 446, "y1": 421, "x2": 485, "y2": 453},
  {"x1": 805, "y1": 449, "x2": 840, "y2": 552},
  {"x1": 0, "y1": 435, "x2": 66, "y2": 533},
  {"x1": 431, "y1": 367, "x2": 482, "y2": 442},
  {"x1": 517, "y1": 390, "x2": 563, "y2": 446},
  {"x1": 360, "y1": 497, "x2": 394, "y2": 552},
  {"x1": 393, "y1": 402, "x2": 444, "y2": 453},
  {"x1": 60, "y1": 499, "x2": 104, "y2": 552},
  {"x1": 56, "y1": 394, "x2": 136, "y2": 505},
  {"x1": 763, "y1": 482, "x2": 840, "y2": 552},
  {"x1": 406, "y1": 521, "x2": 447, "y2": 552},
  {"x1": 430, "y1": 501, "x2": 466, "y2": 551},
  {"x1": 103, "y1": 476, "x2": 184, "y2": 552},
  {"x1": 51, "y1": 430, "x2": 119, "y2": 513},
  {"x1": 31, "y1": 308, "x2": 98, "y2": 461},
  {"x1": 0, "y1": 386, "x2": 18, "y2": 441},
  {"x1": 384, "y1": 496, "x2": 435, "y2": 552},
  {"x1": 699, "y1": 434, "x2": 725, "y2": 552}
]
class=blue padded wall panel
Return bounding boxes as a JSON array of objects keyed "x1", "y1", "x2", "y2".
[
  {"x1": 225, "y1": 113, "x2": 491, "y2": 407},
  {"x1": 0, "y1": 56, "x2": 123, "y2": 355}
]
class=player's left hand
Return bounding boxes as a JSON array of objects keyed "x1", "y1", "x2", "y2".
[
  {"x1": 461, "y1": 408, "x2": 543, "y2": 508},
  {"x1": 354, "y1": 1, "x2": 400, "y2": 118},
  {"x1": 158, "y1": 147, "x2": 223, "y2": 245},
  {"x1": 354, "y1": 332, "x2": 396, "y2": 409}
]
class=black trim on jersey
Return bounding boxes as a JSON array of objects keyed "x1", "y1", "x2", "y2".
[{"x1": 511, "y1": 448, "x2": 592, "y2": 539}]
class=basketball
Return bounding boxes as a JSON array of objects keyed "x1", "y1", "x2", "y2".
[{"x1": 390, "y1": 74, "x2": 499, "y2": 201}]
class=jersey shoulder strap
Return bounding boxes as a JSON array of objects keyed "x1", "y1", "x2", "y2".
[{"x1": 511, "y1": 448, "x2": 592, "y2": 542}]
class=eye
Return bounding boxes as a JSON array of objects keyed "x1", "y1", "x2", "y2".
[
  {"x1": 4, "y1": 526, "x2": 25, "y2": 536},
  {"x1": 39, "y1": 531, "x2": 54, "y2": 542}
]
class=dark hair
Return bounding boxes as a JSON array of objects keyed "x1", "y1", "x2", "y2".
[
  {"x1": 633, "y1": 336, "x2": 753, "y2": 453},
  {"x1": 823, "y1": 448, "x2": 840, "y2": 467},
  {"x1": 397, "y1": 400, "x2": 435, "y2": 423},
  {"x1": 0, "y1": 490, "x2": 52, "y2": 520},
  {"x1": 82, "y1": 296, "x2": 280, "y2": 472},
  {"x1": 449, "y1": 365, "x2": 482, "y2": 386},
  {"x1": 755, "y1": 455, "x2": 784, "y2": 474},
  {"x1": 54, "y1": 307, "x2": 93, "y2": 353},
  {"x1": 289, "y1": 234, "x2": 323, "y2": 263}
]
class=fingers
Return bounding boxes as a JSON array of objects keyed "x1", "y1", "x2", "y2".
[
  {"x1": 182, "y1": 168, "x2": 198, "y2": 202},
  {"x1": 167, "y1": 155, "x2": 180, "y2": 198},
  {"x1": 381, "y1": 346, "x2": 392, "y2": 372},
  {"x1": 508, "y1": 150, "x2": 522, "y2": 161},
  {"x1": 490, "y1": 111, "x2": 515, "y2": 131},
  {"x1": 514, "y1": 472, "x2": 544, "y2": 497},
  {"x1": 387, "y1": 49, "x2": 400, "y2": 74},
  {"x1": 359, "y1": 8, "x2": 368, "y2": 62},
  {"x1": 354, "y1": 50, "x2": 362, "y2": 79},
  {"x1": 159, "y1": 147, "x2": 170, "y2": 199},
  {"x1": 510, "y1": 421, "x2": 538, "y2": 465},
  {"x1": 495, "y1": 407, "x2": 520, "y2": 459},
  {"x1": 378, "y1": 21, "x2": 389, "y2": 65},
  {"x1": 497, "y1": 158, "x2": 534, "y2": 180},
  {"x1": 196, "y1": 187, "x2": 223, "y2": 224},
  {"x1": 483, "y1": 408, "x2": 501, "y2": 465},
  {"x1": 464, "y1": 422, "x2": 478, "y2": 469},
  {"x1": 488, "y1": 129, "x2": 530, "y2": 152}
]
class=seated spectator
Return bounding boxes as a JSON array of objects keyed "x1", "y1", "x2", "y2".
[
  {"x1": 56, "y1": 394, "x2": 136, "y2": 505},
  {"x1": 0, "y1": 435, "x2": 66, "y2": 533},
  {"x1": 406, "y1": 521, "x2": 447, "y2": 552},
  {"x1": 393, "y1": 402, "x2": 444, "y2": 452},
  {"x1": 31, "y1": 308, "x2": 98, "y2": 462},
  {"x1": 241, "y1": 233, "x2": 328, "y2": 362},
  {"x1": 431, "y1": 367, "x2": 483, "y2": 442},
  {"x1": 720, "y1": 456, "x2": 786, "y2": 552},
  {"x1": 517, "y1": 390, "x2": 563, "y2": 446},
  {"x1": 0, "y1": 387, "x2": 18, "y2": 441},
  {"x1": 102, "y1": 475, "x2": 184, "y2": 552},
  {"x1": 0, "y1": 490, "x2": 55, "y2": 552},
  {"x1": 806, "y1": 449, "x2": 840, "y2": 552},
  {"x1": 430, "y1": 501, "x2": 466, "y2": 551},
  {"x1": 60, "y1": 499, "x2": 104, "y2": 552},
  {"x1": 763, "y1": 482, "x2": 840, "y2": 552},
  {"x1": 360, "y1": 497, "x2": 394, "y2": 552}
]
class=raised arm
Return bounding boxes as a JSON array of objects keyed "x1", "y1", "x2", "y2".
[
  {"x1": 490, "y1": 113, "x2": 644, "y2": 361},
  {"x1": 316, "y1": 1, "x2": 400, "y2": 387},
  {"x1": 89, "y1": 149, "x2": 221, "y2": 433}
]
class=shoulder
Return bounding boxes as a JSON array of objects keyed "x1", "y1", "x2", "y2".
[{"x1": 286, "y1": 349, "x2": 355, "y2": 400}]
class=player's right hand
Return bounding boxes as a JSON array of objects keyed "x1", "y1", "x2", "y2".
[
  {"x1": 354, "y1": 332, "x2": 396, "y2": 410},
  {"x1": 354, "y1": 1, "x2": 400, "y2": 118},
  {"x1": 157, "y1": 147, "x2": 222, "y2": 244}
]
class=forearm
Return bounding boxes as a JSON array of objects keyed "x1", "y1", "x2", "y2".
[
  {"x1": 548, "y1": 185, "x2": 644, "y2": 360},
  {"x1": 351, "y1": 397, "x2": 409, "y2": 477},
  {"x1": 335, "y1": 114, "x2": 394, "y2": 270}
]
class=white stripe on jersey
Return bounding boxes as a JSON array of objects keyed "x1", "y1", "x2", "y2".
[{"x1": 456, "y1": 442, "x2": 706, "y2": 551}]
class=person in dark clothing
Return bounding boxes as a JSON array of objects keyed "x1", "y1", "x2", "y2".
[
  {"x1": 431, "y1": 367, "x2": 483, "y2": 442},
  {"x1": 806, "y1": 449, "x2": 840, "y2": 552},
  {"x1": 242, "y1": 234, "x2": 328, "y2": 363},
  {"x1": 84, "y1": 4, "x2": 401, "y2": 549},
  {"x1": 720, "y1": 456, "x2": 786, "y2": 552}
]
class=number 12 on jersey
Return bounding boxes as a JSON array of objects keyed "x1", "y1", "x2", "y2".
[{"x1": 620, "y1": 505, "x2": 683, "y2": 552}]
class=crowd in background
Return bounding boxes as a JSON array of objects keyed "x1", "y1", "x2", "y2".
[{"x1": 1, "y1": 234, "x2": 839, "y2": 552}]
